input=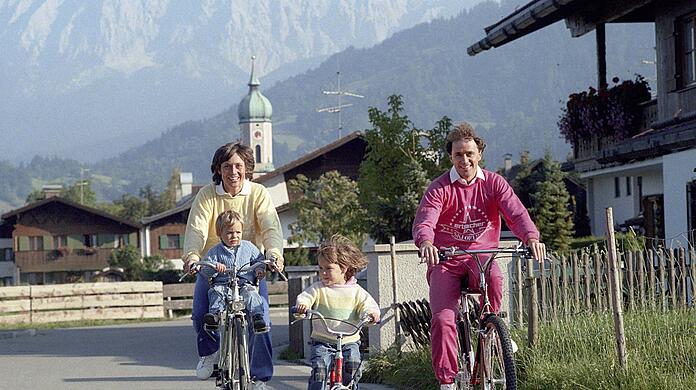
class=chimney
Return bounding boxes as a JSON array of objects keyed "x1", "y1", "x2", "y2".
[
  {"x1": 503, "y1": 154, "x2": 512, "y2": 174},
  {"x1": 42, "y1": 184, "x2": 63, "y2": 199},
  {"x1": 176, "y1": 172, "x2": 193, "y2": 202}
]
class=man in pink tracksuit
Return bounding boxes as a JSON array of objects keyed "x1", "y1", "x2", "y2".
[{"x1": 412, "y1": 122, "x2": 546, "y2": 390}]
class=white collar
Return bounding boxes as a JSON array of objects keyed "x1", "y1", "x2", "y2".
[
  {"x1": 215, "y1": 180, "x2": 251, "y2": 196},
  {"x1": 449, "y1": 166, "x2": 485, "y2": 186}
]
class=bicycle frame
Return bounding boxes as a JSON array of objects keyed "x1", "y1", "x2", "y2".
[
  {"x1": 439, "y1": 245, "x2": 532, "y2": 390},
  {"x1": 290, "y1": 309, "x2": 372, "y2": 390}
]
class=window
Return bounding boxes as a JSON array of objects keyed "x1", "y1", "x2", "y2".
[
  {"x1": 83, "y1": 234, "x2": 97, "y2": 248},
  {"x1": 53, "y1": 235, "x2": 67, "y2": 249},
  {"x1": 679, "y1": 12, "x2": 696, "y2": 87},
  {"x1": 116, "y1": 234, "x2": 129, "y2": 247},
  {"x1": 255, "y1": 145, "x2": 262, "y2": 163},
  {"x1": 159, "y1": 234, "x2": 181, "y2": 249},
  {"x1": 614, "y1": 177, "x2": 621, "y2": 198},
  {"x1": 1, "y1": 248, "x2": 12, "y2": 261},
  {"x1": 29, "y1": 236, "x2": 44, "y2": 251},
  {"x1": 637, "y1": 176, "x2": 644, "y2": 211},
  {"x1": 625, "y1": 177, "x2": 632, "y2": 196}
]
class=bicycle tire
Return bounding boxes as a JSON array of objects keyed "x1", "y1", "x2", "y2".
[
  {"x1": 235, "y1": 316, "x2": 251, "y2": 390},
  {"x1": 219, "y1": 316, "x2": 233, "y2": 388},
  {"x1": 455, "y1": 315, "x2": 474, "y2": 390},
  {"x1": 479, "y1": 315, "x2": 516, "y2": 390}
]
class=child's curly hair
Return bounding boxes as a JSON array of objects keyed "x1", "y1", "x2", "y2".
[
  {"x1": 317, "y1": 234, "x2": 368, "y2": 280},
  {"x1": 215, "y1": 210, "x2": 244, "y2": 238}
]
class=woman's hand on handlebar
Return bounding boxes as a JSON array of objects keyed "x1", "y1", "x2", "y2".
[
  {"x1": 419, "y1": 241, "x2": 439, "y2": 266},
  {"x1": 294, "y1": 304, "x2": 309, "y2": 315},
  {"x1": 527, "y1": 238, "x2": 546, "y2": 262}
]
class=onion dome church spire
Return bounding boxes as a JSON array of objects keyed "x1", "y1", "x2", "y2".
[{"x1": 238, "y1": 56, "x2": 274, "y2": 175}]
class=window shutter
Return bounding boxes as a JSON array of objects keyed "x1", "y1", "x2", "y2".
[
  {"x1": 129, "y1": 232, "x2": 138, "y2": 248},
  {"x1": 666, "y1": 20, "x2": 679, "y2": 92},
  {"x1": 68, "y1": 235, "x2": 83, "y2": 249},
  {"x1": 97, "y1": 234, "x2": 115, "y2": 248},
  {"x1": 43, "y1": 235, "x2": 53, "y2": 250},
  {"x1": 159, "y1": 235, "x2": 167, "y2": 249},
  {"x1": 18, "y1": 236, "x2": 29, "y2": 251}
]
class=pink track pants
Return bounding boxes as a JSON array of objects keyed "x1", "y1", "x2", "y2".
[{"x1": 427, "y1": 257, "x2": 503, "y2": 385}]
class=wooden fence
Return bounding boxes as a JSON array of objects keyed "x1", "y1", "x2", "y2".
[
  {"x1": 0, "y1": 282, "x2": 164, "y2": 324},
  {"x1": 162, "y1": 281, "x2": 289, "y2": 318},
  {"x1": 511, "y1": 246, "x2": 696, "y2": 327}
]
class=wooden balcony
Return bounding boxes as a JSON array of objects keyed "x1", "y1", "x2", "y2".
[
  {"x1": 14, "y1": 248, "x2": 121, "y2": 273},
  {"x1": 572, "y1": 99, "x2": 657, "y2": 163}
]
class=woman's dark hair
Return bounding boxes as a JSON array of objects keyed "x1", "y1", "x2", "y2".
[
  {"x1": 210, "y1": 142, "x2": 255, "y2": 184},
  {"x1": 445, "y1": 122, "x2": 486, "y2": 155}
]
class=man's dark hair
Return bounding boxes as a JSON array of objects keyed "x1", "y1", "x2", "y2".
[
  {"x1": 210, "y1": 142, "x2": 255, "y2": 184},
  {"x1": 445, "y1": 122, "x2": 486, "y2": 154}
]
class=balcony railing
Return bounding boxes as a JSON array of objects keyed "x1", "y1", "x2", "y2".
[{"x1": 14, "y1": 248, "x2": 120, "y2": 273}]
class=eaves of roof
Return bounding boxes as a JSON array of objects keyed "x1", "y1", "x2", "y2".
[{"x1": 1, "y1": 197, "x2": 141, "y2": 228}]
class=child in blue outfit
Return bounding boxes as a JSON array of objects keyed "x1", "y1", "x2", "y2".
[{"x1": 198, "y1": 210, "x2": 269, "y2": 334}]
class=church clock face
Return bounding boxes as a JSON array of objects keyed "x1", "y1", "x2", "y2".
[{"x1": 254, "y1": 130, "x2": 263, "y2": 140}]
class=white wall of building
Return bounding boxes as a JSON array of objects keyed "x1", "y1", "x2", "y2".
[
  {"x1": 662, "y1": 149, "x2": 696, "y2": 241},
  {"x1": 264, "y1": 174, "x2": 289, "y2": 208},
  {"x1": 0, "y1": 237, "x2": 16, "y2": 283},
  {"x1": 278, "y1": 208, "x2": 298, "y2": 247},
  {"x1": 583, "y1": 158, "x2": 662, "y2": 235}
]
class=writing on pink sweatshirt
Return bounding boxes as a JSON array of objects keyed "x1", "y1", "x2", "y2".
[{"x1": 412, "y1": 169, "x2": 539, "y2": 250}]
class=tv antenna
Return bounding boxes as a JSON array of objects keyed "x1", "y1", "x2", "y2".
[{"x1": 316, "y1": 71, "x2": 364, "y2": 139}]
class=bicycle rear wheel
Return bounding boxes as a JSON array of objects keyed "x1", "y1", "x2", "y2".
[
  {"x1": 479, "y1": 315, "x2": 516, "y2": 390},
  {"x1": 455, "y1": 316, "x2": 474, "y2": 390}
]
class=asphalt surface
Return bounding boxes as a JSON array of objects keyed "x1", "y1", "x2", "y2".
[{"x1": 0, "y1": 308, "x2": 394, "y2": 390}]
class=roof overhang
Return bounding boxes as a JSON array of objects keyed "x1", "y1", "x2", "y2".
[{"x1": 467, "y1": 0, "x2": 655, "y2": 56}]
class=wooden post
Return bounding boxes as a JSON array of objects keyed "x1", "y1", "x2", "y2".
[
  {"x1": 647, "y1": 249, "x2": 655, "y2": 310},
  {"x1": 515, "y1": 255, "x2": 524, "y2": 327},
  {"x1": 288, "y1": 276, "x2": 313, "y2": 357},
  {"x1": 691, "y1": 247, "x2": 696, "y2": 306},
  {"x1": 561, "y1": 255, "x2": 568, "y2": 318},
  {"x1": 659, "y1": 249, "x2": 666, "y2": 312},
  {"x1": 572, "y1": 252, "x2": 580, "y2": 311},
  {"x1": 583, "y1": 251, "x2": 591, "y2": 311},
  {"x1": 605, "y1": 207, "x2": 627, "y2": 370},
  {"x1": 389, "y1": 236, "x2": 401, "y2": 349},
  {"x1": 637, "y1": 251, "x2": 645, "y2": 310},
  {"x1": 626, "y1": 251, "x2": 634, "y2": 311},
  {"x1": 679, "y1": 248, "x2": 687, "y2": 307},
  {"x1": 540, "y1": 258, "x2": 547, "y2": 322},
  {"x1": 551, "y1": 257, "x2": 558, "y2": 321},
  {"x1": 526, "y1": 256, "x2": 538, "y2": 347},
  {"x1": 668, "y1": 249, "x2": 677, "y2": 309},
  {"x1": 166, "y1": 296, "x2": 173, "y2": 318},
  {"x1": 594, "y1": 249, "x2": 602, "y2": 312}
]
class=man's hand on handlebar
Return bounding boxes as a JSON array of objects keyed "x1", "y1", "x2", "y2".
[
  {"x1": 419, "y1": 240, "x2": 439, "y2": 266},
  {"x1": 527, "y1": 238, "x2": 546, "y2": 263}
]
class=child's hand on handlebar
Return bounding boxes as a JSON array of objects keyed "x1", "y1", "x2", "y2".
[
  {"x1": 367, "y1": 311, "x2": 380, "y2": 324},
  {"x1": 255, "y1": 267, "x2": 266, "y2": 280},
  {"x1": 215, "y1": 263, "x2": 226, "y2": 273},
  {"x1": 294, "y1": 304, "x2": 308, "y2": 315}
]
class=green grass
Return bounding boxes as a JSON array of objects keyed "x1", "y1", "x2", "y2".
[
  {"x1": 0, "y1": 317, "x2": 175, "y2": 331},
  {"x1": 363, "y1": 309, "x2": 696, "y2": 389}
]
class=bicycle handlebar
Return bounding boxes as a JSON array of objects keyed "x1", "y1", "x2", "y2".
[
  {"x1": 289, "y1": 307, "x2": 375, "y2": 338},
  {"x1": 439, "y1": 245, "x2": 533, "y2": 259},
  {"x1": 179, "y1": 257, "x2": 288, "y2": 282}
]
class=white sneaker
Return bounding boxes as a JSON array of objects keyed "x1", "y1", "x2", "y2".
[
  {"x1": 195, "y1": 350, "x2": 219, "y2": 380},
  {"x1": 440, "y1": 384, "x2": 454, "y2": 390},
  {"x1": 252, "y1": 381, "x2": 268, "y2": 389},
  {"x1": 510, "y1": 339, "x2": 519, "y2": 354}
]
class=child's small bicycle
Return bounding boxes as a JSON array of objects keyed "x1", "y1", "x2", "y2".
[
  {"x1": 290, "y1": 307, "x2": 375, "y2": 390},
  {"x1": 435, "y1": 244, "x2": 535, "y2": 390},
  {"x1": 183, "y1": 257, "x2": 286, "y2": 390}
]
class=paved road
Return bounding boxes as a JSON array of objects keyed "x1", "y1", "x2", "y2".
[{"x1": 0, "y1": 308, "x2": 393, "y2": 390}]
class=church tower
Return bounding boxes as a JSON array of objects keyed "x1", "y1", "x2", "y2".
[{"x1": 238, "y1": 56, "x2": 274, "y2": 176}]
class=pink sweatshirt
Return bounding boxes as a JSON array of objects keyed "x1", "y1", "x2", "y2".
[{"x1": 412, "y1": 169, "x2": 539, "y2": 250}]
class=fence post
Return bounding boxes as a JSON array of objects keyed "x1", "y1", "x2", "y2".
[
  {"x1": 626, "y1": 251, "x2": 634, "y2": 311},
  {"x1": 526, "y1": 256, "x2": 538, "y2": 347},
  {"x1": 288, "y1": 275, "x2": 313, "y2": 358},
  {"x1": 540, "y1": 258, "x2": 546, "y2": 322},
  {"x1": 561, "y1": 255, "x2": 568, "y2": 318},
  {"x1": 515, "y1": 256, "x2": 524, "y2": 327},
  {"x1": 389, "y1": 236, "x2": 401, "y2": 350},
  {"x1": 679, "y1": 248, "x2": 687, "y2": 308},
  {"x1": 550, "y1": 257, "x2": 558, "y2": 321},
  {"x1": 658, "y1": 249, "x2": 666, "y2": 312},
  {"x1": 583, "y1": 251, "x2": 591, "y2": 311},
  {"x1": 691, "y1": 247, "x2": 696, "y2": 307},
  {"x1": 605, "y1": 207, "x2": 627, "y2": 370},
  {"x1": 669, "y1": 249, "x2": 677, "y2": 309},
  {"x1": 647, "y1": 249, "x2": 655, "y2": 310},
  {"x1": 637, "y1": 251, "x2": 645, "y2": 310},
  {"x1": 593, "y1": 249, "x2": 602, "y2": 312},
  {"x1": 572, "y1": 252, "x2": 580, "y2": 312}
]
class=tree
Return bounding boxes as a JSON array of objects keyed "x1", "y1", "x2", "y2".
[
  {"x1": 112, "y1": 194, "x2": 150, "y2": 221},
  {"x1": 108, "y1": 245, "x2": 144, "y2": 281},
  {"x1": 25, "y1": 189, "x2": 45, "y2": 203},
  {"x1": 288, "y1": 171, "x2": 367, "y2": 247},
  {"x1": 530, "y1": 153, "x2": 574, "y2": 251},
  {"x1": 358, "y1": 95, "x2": 451, "y2": 243},
  {"x1": 60, "y1": 180, "x2": 96, "y2": 205}
]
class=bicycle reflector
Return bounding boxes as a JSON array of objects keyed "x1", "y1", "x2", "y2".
[{"x1": 231, "y1": 301, "x2": 246, "y2": 311}]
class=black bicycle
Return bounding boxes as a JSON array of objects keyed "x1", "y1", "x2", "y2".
[{"x1": 436, "y1": 245, "x2": 533, "y2": 390}]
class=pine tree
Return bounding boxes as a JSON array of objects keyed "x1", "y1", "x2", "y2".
[{"x1": 531, "y1": 153, "x2": 574, "y2": 251}]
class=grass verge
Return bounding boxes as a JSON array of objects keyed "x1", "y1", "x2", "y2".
[
  {"x1": 0, "y1": 317, "x2": 176, "y2": 331},
  {"x1": 363, "y1": 309, "x2": 696, "y2": 389}
]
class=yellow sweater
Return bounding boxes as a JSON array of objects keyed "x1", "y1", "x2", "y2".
[{"x1": 183, "y1": 181, "x2": 283, "y2": 262}]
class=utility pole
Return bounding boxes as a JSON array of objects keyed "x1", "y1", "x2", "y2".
[{"x1": 316, "y1": 71, "x2": 364, "y2": 139}]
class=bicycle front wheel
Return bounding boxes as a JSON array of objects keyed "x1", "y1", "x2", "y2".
[
  {"x1": 479, "y1": 315, "x2": 516, "y2": 390},
  {"x1": 234, "y1": 316, "x2": 251, "y2": 390}
]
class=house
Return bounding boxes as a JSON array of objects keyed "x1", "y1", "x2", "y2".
[
  {"x1": 1, "y1": 197, "x2": 140, "y2": 284},
  {"x1": 255, "y1": 131, "x2": 367, "y2": 246},
  {"x1": 140, "y1": 197, "x2": 192, "y2": 268},
  {"x1": 467, "y1": 0, "x2": 696, "y2": 242},
  {"x1": 0, "y1": 219, "x2": 15, "y2": 286}
]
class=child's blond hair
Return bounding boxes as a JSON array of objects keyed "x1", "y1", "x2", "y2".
[
  {"x1": 317, "y1": 234, "x2": 368, "y2": 280},
  {"x1": 215, "y1": 210, "x2": 244, "y2": 238}
]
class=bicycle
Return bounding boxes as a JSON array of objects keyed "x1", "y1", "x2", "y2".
[
  {"x1": 183, "y1": 257, "x2": 286, "y2": 390},
  {"x1": 289, "y1": 307, "x2": 375, "y2": 390},
  {"x1": 432, "y1": 244, "x2": 534, "y2": 390}
]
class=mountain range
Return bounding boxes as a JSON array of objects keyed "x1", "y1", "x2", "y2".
[
  {"x1": 0, "y1": 0, "x2": 655, "y2": 210},
  {"x1": 1, "y1": 0, "x2": 477, "y2": 163}
]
